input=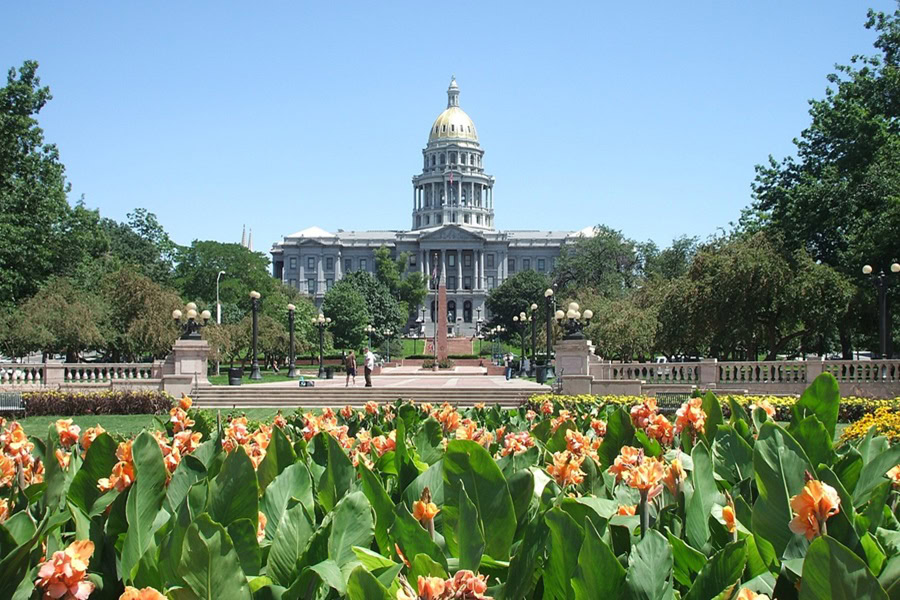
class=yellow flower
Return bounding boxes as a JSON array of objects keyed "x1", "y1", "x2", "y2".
[{"x1": 722, "y1": 504, "x2": 736, "y2": 533}]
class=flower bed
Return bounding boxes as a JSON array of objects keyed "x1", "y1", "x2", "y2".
[
  {"x1": 0, "y1": 375, "x2": 897, "y2": 598},
  {"x1": 21, "y1": 389, "x2": 173, "y2": 416}
]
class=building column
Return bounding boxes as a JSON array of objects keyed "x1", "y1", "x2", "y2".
[
  {"x1": 457, "y1": 251, "x2": 462, "y2": 289},
  {"x1": 335, "y1": 251, "x2": 343, "y2": 281},
  {"x1": 441, "y1": 250, "x2": 446, "y2": 281},
  {"x1": 479, "y1": 250, "x2": 484, "y2": 289},
  {"x1": 458, "y1": 179, "x2": 462, "y2": 208},
  {"x1": 316, "y1": 254, "x2": 325, "y2": 295},
  {"x1": 413, "y1": 185, "x2": 416, "y2": 210},
  {"x1": 299, "y1": 264, "x2": 306, "y2": 294}
]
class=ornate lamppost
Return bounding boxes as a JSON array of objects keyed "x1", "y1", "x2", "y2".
[
  {"x1": 312, "y1": 313, "x2": 331, "y2": 378},
  {"x1": 555, "y1": 302, "x2": 593, "y2": 340},
  {"x1": 286, "y1": 304, "x2": 297, "y2": 378},
  {"x1": 384, "y1": 328, "x2": 393, "y2": 363},
  {"x1": 863, "y1": 262, "x2": 900, "y2": 358},
  {"x1": 249, "y1": 291, "x2": 261, "y2": 380},
  {"x1": 544, "y1": 288, "x2": 555, "y2": 359},
  {"x1": 365, "y1": 324, "x2": 375, "y2": 349},
  {"x1": 528, "y1": 302, "x2": 538, "y2": 368},
  {"x1": 513, "y1": 312, "x2": 529, "y2": 375},
  {"x1": 172, "y1": 302, "x2": 212, "y2": 339}
]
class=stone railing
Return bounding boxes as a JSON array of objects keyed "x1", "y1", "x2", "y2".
[
  {"x1": 0, "y1": 363, "x2": 45, "y2": 386},
  {"x1": 604, "y1": 363, "x2": 700, "y2": 384},
  {"x1": 0, "y1": 362, "x2": 164, "y2": 391},
  {"x1": 62, "y1": 364, "x2": 158, "y2": 384},
  {"x1": 717, "y1": 361, "x2": 808, "y2": 384}
]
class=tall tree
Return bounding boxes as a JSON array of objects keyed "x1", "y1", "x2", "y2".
[
  {"x1": 340, "y1": 270, "x2": 406, "y2": 341},
  {"x1": 484, "y1": 270, "x2": 551, "y2": 339},
  {"x1": 374, "y1": 246, "x2": 427, "y2": 317},
  {"x1": 321, "y1": 280, "x2": 369, "y2": 350},
  {"x1": 552, "y1": 225, "x2": 640, "y2": 298},
  {"x1": 100, "y1": 209, "x2": 177, "y2": 284}
]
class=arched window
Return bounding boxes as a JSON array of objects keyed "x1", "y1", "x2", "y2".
[
  {"x1": 451, "y1": 124, "x2": 455, "y2": 132},
  {"x1": 450, "y1": 152, "x2": 456, "y2": 164},
  {"x1": 463, "y1": 301, "x2": 472, "y2": 323},
  {"x1": 416, "y1": 215, "x2": 421, "y2": 227},
  {"x1": 440, "y1": 153, "x2": 446, "y2": 164},
  {"x1": 447, "y1": 301, "x2": 456, "y2": 323},
  {"x1": 431, "y1": 155, "x2": 436, "y2": 166}
]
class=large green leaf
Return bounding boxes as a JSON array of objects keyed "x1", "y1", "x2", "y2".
[
  {"x1": 209, "y1": 446, "x2": 259, "y2": 528},
  {"x1": 791, "y1": 372, "x2": 840, "y2": 441},
  {"x1": 389, "y1": 503, "x2": 447, "y2": 570},
  {"x1": 67, "y1": 432, "x2": 118, "y2": 514},
  {"x1": 414, "y1": 418, "x2": 444, "y2": 465},
  {"x1": 712, "y1": 425, "x2": 754, "y2": 485},
  {"x1": 313, "y1": 432, "x2": 354, "y2": 512},
  {"x1": 683, "y1": 540, "x2": 747, "y2": 600},
  {"x1": 177, "y1": 513, "x2": 251, "y2": 600},
  {"x1": 686, "y1": 440, "x2": 717, "y2": 549},
  {"x1": 165, "y1": 454, "x2": 207, "y2": 515},
  {"x1": 799, "y1": 535, "x2": 888, "y2": 600},
  {"x1": 597, "y1": 407, "x2": 635, "y2": 469},
  {"x1": 789, "y1": 416, "x2": 835, "y2": 471},
  {"x1": 457, "y1": 482, "x2": 485, "y2": 571},
  {"x1": 394, "y1": 418, "x2": 423, "y2": 494},
  {"x1": 266, "y1": 501, "x2": 315, "y2": 587},
  {"x1": 624, "y1": 530, "x2": 673, "y2": 600},
  {"x1": 544, "y1": 507, "x2": 584, "y2": 600},
  {"x1": 358, "y1": 463, "x2": 395, "y2": 555},
  {"x1": 502, "y1": 511, "x2": 549, "y2": 600},
  {"x1": 700, "y1": 391, "x2": 724, "y2": 447},
  {"x1": 572, "y1": 519, "x2": 626, "y2": 600},
  {"x1": 328, "y1": 491, "x2": 374, "y2": 570},
  {"x1": 260, "y1": 463, "x2": 313, "y2": 541},
  {"x1": 443, "y1": 440, "x2": 516, "y2": 560},
  {"x1": 120, "y1": 430, "x2": 168, "y2": 582},
  {"x1": 506, "y1": 468, "x2": 535, "y2": 524},
  {"x1": 256, "y1": 426, "x2": 297, "y2": 493},
  {"x1": 751, "y1": 422, "x2": 815, "y2": 558},
  {"x1": 668, "y1": 533, "x2": 707, "y2": 588},
  {"x1": 853, "y1": 445, "x2": 900, "y2": 506},
  {"x1": 346, "y1": 566, "x2": 393, "y2": 600},
  {"x1": 42, "y1": 424, "x2": 66, "y2": 513},
  {"x1": 560, "y1": 495, "x2": 616, "y2": 536},
  {"x1": 227, "y1": 518, "x2": 261, "y2": 576}
]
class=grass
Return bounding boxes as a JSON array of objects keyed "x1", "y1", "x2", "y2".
[{"x1": 16, "y1": 409, "x2": 283, "y2": 437}]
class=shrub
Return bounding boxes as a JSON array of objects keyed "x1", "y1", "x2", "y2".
[
  {"x1": 438, "y1": 358, "x2": 455, "y2": 369},
  {"x1": 406, "y1": 354, "x2": 436, "y2": 360},
  {"x1": 448, "y1": 354, "x2": 479, "y2": 359},
  {"x1": 23, "y1": 389, "x2": 173, "y2": 416},
  {"x1": 422, "y1": 359, "x2": 435, "y2": 369}
]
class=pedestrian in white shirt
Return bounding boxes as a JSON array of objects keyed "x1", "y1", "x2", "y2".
[{"x1": 364, "y1": 347, "x2": 375, "y2": 387}]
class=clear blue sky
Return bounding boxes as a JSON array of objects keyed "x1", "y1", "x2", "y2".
[{"x1": 3, "y1": 1, "x2": 895, "y2": 254}]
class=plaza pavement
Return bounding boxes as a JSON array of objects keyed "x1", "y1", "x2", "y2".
[{"x1": 255, "y1": 367, "x2": 548, "y2": 390}]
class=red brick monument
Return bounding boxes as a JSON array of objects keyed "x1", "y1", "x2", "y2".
[{"x1": 436, "y1": 259, "x2": 449, "y2": 363}]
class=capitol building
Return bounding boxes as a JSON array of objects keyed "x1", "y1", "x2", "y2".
[{"x1": 271, "y1": 77, "x2": 590, "y2": 336}]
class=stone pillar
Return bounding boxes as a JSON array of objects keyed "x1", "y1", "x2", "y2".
[
  {"x1": 161, "y1": 339, "x2": 210, "y2": 397},
  {"x1": 457, "y1": 252, "x2": 462, "y2": 289},
  {"x1": 335, "y1": 251, "x2": 343, "y2": 281},
  {"x1": 317, "y1": 255, "x2": 325, "y2": 295},
  {"x1": 806, "y1": 358, "x2": 825, "y2": 382},
  {"x1": 299, "y1": 264, "x2": 306, "y2": 294},
  {"x1": 437, "y1": 273, "x2": 449, "y2": 363},
  {"x1": 698, "y1": 359, "x2": 718, "y2": 389},
  {"x1": 479, "y1": 250, "x2": 485, "y2": 289}
]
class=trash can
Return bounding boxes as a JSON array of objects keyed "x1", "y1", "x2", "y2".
[
  {"x1": 536, "y1": 365, "x2": 548, "y2": 385},
  {"x1": 325, "y1": 367, "x2": 335, "y2": 380},
  {"x1": 228, "y1": 368, "x2": 243, "y2": 386}
]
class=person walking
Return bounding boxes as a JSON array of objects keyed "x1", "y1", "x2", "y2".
[
  {"x1": 364, "y1": 347, "x2": 375, "y2": 387},
  {"x1": 345, "y1": 350, "x2": 357, "y2": 387}
]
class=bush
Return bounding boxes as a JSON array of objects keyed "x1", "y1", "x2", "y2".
[
  {"x1": 23, "y1": 390, "x2": 173, "y2": 416},
  {"x1": 422, "y1": 359, "x2": 435, "y2": 369},
  {"x1": 448, "y1": 354, "x2": 479, "y2": 359},
  {"x1": 438, "y1": 358, "x2": 455, "y2": 369},
  {"x1": 406, "y1": 354, "x2": 436, "y2": 360}
]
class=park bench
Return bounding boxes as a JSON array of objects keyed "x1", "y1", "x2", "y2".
[
  {"x1": 655, "y1": 391, "x2": 692, "y2": 414},
  {"x1": 0, "y1": 392, "x2": 25, "y2": 414}
]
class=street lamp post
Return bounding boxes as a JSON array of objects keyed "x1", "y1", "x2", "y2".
[
  {"x1": 863, "y1": 262, "x2": 900, "y2": 358},
  {"x1": 544, "y1": 288, "x2": 554, "y2": 361},
  {"x1": 313, "y1": 313, "x2": 331, "y2": 378},
  {"x1": 365, "y1": 324, "x2": 375, "y2": 349},
  {"x1": 249, "y1": 291, "x2": 261, "y2": 380},
  {"x1": 172, "y1": 303, "x2": 212, "y2": 340},
  {"x1": 384, "y1": 329, "x2": 393, "y2": 363},
  {"x1": 529, "y1": 302, "x2": 538, "y2": 368},
  {"x1": 287, "y1": 304, "x2": 297, "y2": 378},
  {"x1": 215, "y1": 270, "x2": 225, "y2": 325},
  {"x1": 555, "y1": 302, "x2": 594, "y2": 341}
]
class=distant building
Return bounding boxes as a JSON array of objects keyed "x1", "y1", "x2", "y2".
[{"x1": 271, "y1": 78, "x2": 591, "y2": 336}]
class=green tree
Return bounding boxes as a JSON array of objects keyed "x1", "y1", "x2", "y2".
[
  {"x1": 552, "y1": 225, "x2": 640, "y2": 298},
  {"x1": 585, "y1": 293, "x2": 659, "y2": 361},
  {"x1": 340, "y1": 270, "x2": 406, "y2": 342},
  {"x1": 484, "y1": 270, "x2": 551, "y2": 339},
  {"x1": 0, "y1": 62, "x2": 106, "y2": 304},
  {"x1": 100, "y1": 209, "x2": 176, "y2": 285},
  {"x1": 374, "y1": 246, "x2": 428, "y2": 317},
  {"x1": 321, "y1": 280, "x2": 369, "y2": 350}
]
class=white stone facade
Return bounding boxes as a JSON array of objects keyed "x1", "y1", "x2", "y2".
[{"x1": 271, "y1": 78, "x2": 588, "y2": 336}]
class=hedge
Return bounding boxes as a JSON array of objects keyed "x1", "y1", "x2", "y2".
[{"x1": 22, "y1": 390, "x2": 173, "y2": 416}]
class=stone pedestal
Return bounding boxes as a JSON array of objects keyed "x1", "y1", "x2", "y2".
[
  {"x1": 161, "y1": 339, "x2": 210, "y2": 397},
  {"x1": 553, "y1": 338, "x2": 597, "y2": 378},
  {"x1": 436, "y1": 283, "x2": 449, "y2": 362}
]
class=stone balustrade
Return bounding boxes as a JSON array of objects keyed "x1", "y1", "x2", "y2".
[
  {"x1": 0, "y1": 363, "x2": 45, "y2": 386},
  {"x1": 0, "y1": 362, "x2": 163, "y2": 390}
]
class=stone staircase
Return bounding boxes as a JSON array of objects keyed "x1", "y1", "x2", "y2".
[{"x1": 191, "y1": 385, "x2": 535, "y2": 409}]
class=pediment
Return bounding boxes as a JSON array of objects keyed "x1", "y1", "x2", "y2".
[{"x1": 418, "y1": 225, "x2": 485, "y2": 242}]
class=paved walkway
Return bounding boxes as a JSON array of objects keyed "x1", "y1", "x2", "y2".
[{"x1": 253, "y1": 374, "x2": 548, "y2": 390}]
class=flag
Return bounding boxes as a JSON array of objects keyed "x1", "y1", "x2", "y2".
[{"x1": 431, "y1": 254, "x2": 438, "y2": 286}]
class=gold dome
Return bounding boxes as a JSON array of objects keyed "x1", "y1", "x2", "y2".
[{"x1": 429, "y1": 106, "x2": 478, "y2": 142}]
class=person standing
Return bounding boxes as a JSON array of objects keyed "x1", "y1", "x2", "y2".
[
  {"x1": 345, "y1": 350, "x2": 357, "y2": 387},
  {"x1": 364, "y1": 347, "x2": 375, "y2": 387}
]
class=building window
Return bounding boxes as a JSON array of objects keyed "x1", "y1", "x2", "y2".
[
  {"x1": 416, "y1": 216, "x2": 421, "y2": 227},
  {"x1": 537, "y1": 258, "x2": 546, "y2": 272},
  {"x1": 440, "y1": 153, "x2": 445, "y2": 164},
  {"x1": 410, "y1": 254, "x2": 417, "y2": 266},
  {"x1": 447, "y1": 300, "x2": 456, "y2": 322},
  {"x1": 431, "y1": 155, "x2": 436, "y2": 166},
  {"x1": 476, "y1": 215, "x2": 482, "y2": 224},
  {"x1": 307, "y1": 257, "x2": 315, "y2": 270},
  {"x1": 507, "y1": 258, "x2": 516, "y2": 273},
  {"x1": 463, "y1": 276, "x2": 471, "y2": 290},
  {"x1": 326, "y1": 278, "x2": 333, "y2": 290},
  {"x1": 464, "y1": 253, "x2": 472, "y2": 267},
  {"x1": 360, "y1": 259, "x2": 367, "y2": 271},
  {"x1": 463, "y1": 300, "x2": 472, "y2": 322},
  {"x1": 523, "y1": 258, "x2": 531, "y2": 271},
  {"x1": 448, "y1": 276, "x2": 457, "y2": 290},
  {"x1": 425, "y1": 215, "x2": 430, "y2": 225},
  {"x1": 448, "y1": 254, "x2": 456, "y2": 267},
  {"x1": 464, "y1": 214, "x2": 470, "y2": 224},
  {"x1": 486, "y1": 254, "x2": 494, "y2": 268},
  {"x1": 289, "y1": 278, "x2": 296, "y2": 288},
  {"x1": 487, "y1": 276, "x2": 494, "y2": 289},
  {"x1": 307, "y1": 279, "x2": 315, "y2": 294},
  {"x1": 344, "y1": 258, "x2": 352, "y2": 272},
  {"x1": 437, "y1": 214, "x2": 442, "y2": 224},
  {"x1": 326, "y1": 257, "x2": 334, "y2": 271},
  {"x1": 289, "y1": 257, "x2": 296, "y2": 269}
]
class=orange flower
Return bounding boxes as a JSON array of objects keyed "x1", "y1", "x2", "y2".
[
  {"x1": 417, "y1": 576, "x2": 446, "y2": 600},
  {"x1": 617, "y1": 504, "x2": 637, "y2": 516},
  {"x1": 120, "y1": 586, "x2": 167, "y2": 600},
  {"x1": 624, "y1": 458, "x2": 665, "y2": 492},
  {"x1": 179, "y1": 394, "x2": 193, "y2": 411},
  {"x1": 608, "y1": 446, "x2": 643, "y2": 482},
  {"x1": 80, "y1": 425, "x2": 106, "y2": 451},
  {"x1": 525, "y1": 409, "x2": 537, "y2": 422},
  {"x1": 540, "y1": 400, "x2": 553, "y2": 415},
  {"x1": 674, "y1": 398, "x2": 706, "y2": 435},
  {"x1": 474, "y1": 402, "x2": 486, "y2": 410},
  {"x1": 550, "y1": 409, "x2": 573, "y2": 433},
  {"x1": 735, "y1": 589, "x2": 769, "y2": 600},
  {"x1": 420, "y1": 402, "x2": 434, "y2": 415},
  {"x1": 789, "y1": 479, "x2": 840, "y2": 541},
  {"x1": 547, "y1": 450, "x2": 585, "y2": 487},
  {"x1": 662, "y1": 459, "x2": 686, "y2": 496},
  {"x1": 365, "y1": 401, "x2": 379, "y2": 415},
  {"x1": 749, "y1": 400, "x2": 775, "y2": 419},
  {"x1": 412, "y1": 500, "x2": 440, "y2": 524},
  {"x1": 394, "y1": 543, "x2": 411, "y2": 568},
  {"x1": 500, "y1": 431, "x2": 534, "y2": 457},
  {"x1": 98, "y1": 460, "x2": 135, "y2": 493},
  {"x1": 449, "y1": 570, "x2": 490, "y2": 598},
  {"x1": 169, "y1": 407, "x2": 195, "y2": 433},
  {"x1": 887, "y1": 465, "x2": 900, "y2": 488},
  {"x1": 630, "y1": 398, "x2": 657, "y2": 429},
  {"x1": 722, "y1": 504, "x2": 736, "y2": 533},
  {"x1": 55, "y1": 419, "x2": 81, "y2": 449},
  {"x1": 0, "y1": 498, "x2": 8, "y2": 523},
  {"x1": 646, "y1": 414, "x2": 674, "y2": 446},
  {"x1": 273, "y1": 413, "x2": 287, "y2": 428},
  {"x1": 173, "y1": 431, "x2": 203, "y2": 455},
  {"x1": 35, "y1": 540, "x2": 95, "y2": 600},
  {"x1": 0, "y1": 454, "x2": 14, "y2": 487},
  {"x1": 55, "y1": 448, "x2": 71, "y2": 470},
  {"x1": 590, "y1": 418, "x2": 607, "y2": 438},
  {"x1": 257, "y1": 511, "x2": 267, "y2": 542},
  {"x1": 340, "y1": 405, "x2": 354, "y2": 419},
  {"x1": 371, "y1": 431, "x2": 396, "y2": 457}
]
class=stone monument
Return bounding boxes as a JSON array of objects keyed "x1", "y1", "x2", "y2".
[{"x1": 436, "y1": 260, "x2": 449, "y2": 363}]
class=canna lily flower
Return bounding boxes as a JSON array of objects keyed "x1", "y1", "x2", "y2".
[
  {"x1": 474, "y1": 402, "x2": 486, "y2": 410},
  {"x1": 340, "y1": 405, "x2": 354, "y2": 420},
  {"x1": 120, "y1": 586, "x2": 167, "y2": 600},
  {"x1": 55, "y1": 449, "x2": 71, "y2": 470},
  {"x1": 0, "y1": 498, "x2": 8, "y2": 523},
  {"x1": 0, "y1": 454, "x2": 14, "y2": 487},
  {"x1": 722, "y1": 504, "x2": 737, "y2": 533},
  {"x1": 630, "y1": 398, "x2": 658, "y2": 429},
  {"x1": 624, "y1": 458, "x2": 665, "y2": 492},
  {"x1": 789, "y1": 478, "x2": 840, "y2": 541},
  {"x1": 55, "y1": 419, "x2": 81, "y2": 449},
  {"x1": 749, "y1": 399, "x2": 775, "y2": 419},
  {"x1": 547, "y1": 450, "x2": 585, "y2": 487},
  {"x1": 273, "y1": 412, "x2": 287, "y2": 428},
  {"x1": 736, "y1": 590, "x2": 769, "y2": 600},
  {"x1": 179, "y1": 394, "x2": 193, "y2": 411},
  {"x1": 674, "y1": 398, "x2": 706, "y2": 435},
  {"x1": 590, "y1": 418, "x2": 607, "y2": 438},
  {"x1": 525, "y1": 409, "x2": 537, "y2": 422},
  {"x1": 499, "y1": 431, "x2": 534, "y2": 457},
  {"x1": 35, "y1": 540, "x2": 95, "y2": 600},
  {"x1": 365, "y1": 401, "x2": 380, "y2": 415},
  {"x1": 257, "y1": 511, "x2": 267, "y2": 543},
  {"x1": 887, "y1": 464, "x2": 900, "y2": 488},
  {"x1": 662, "y1": 458, "x2": 686, "y2": 497},
  {"x1": 80, "y1": 425, "x2": 106, "y2": 451},
  {"x1": 608, "y1": 446, "x2": 643, "y2": 482},
  {"x1": 646, "y1": 413, "x2": 674, "y2": 446},
  {"x1": 412, "y1": 500, "x2": 440, "y2": 524},
  {"x1": 617, "y1": 504, "x2": 637, "y2": 516},
  {"x1": 169, "y1": 407, "x2": 195, "y2": 433},
  {"x1": 450, "y1": 570, "x2": 490, "y2": 598},
  {"x1": 418, "y1": 576, "x2": 446, "y2": 600},
  {"x1": 540, "y1": 400, "x2": 553, "y2": 415}
]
